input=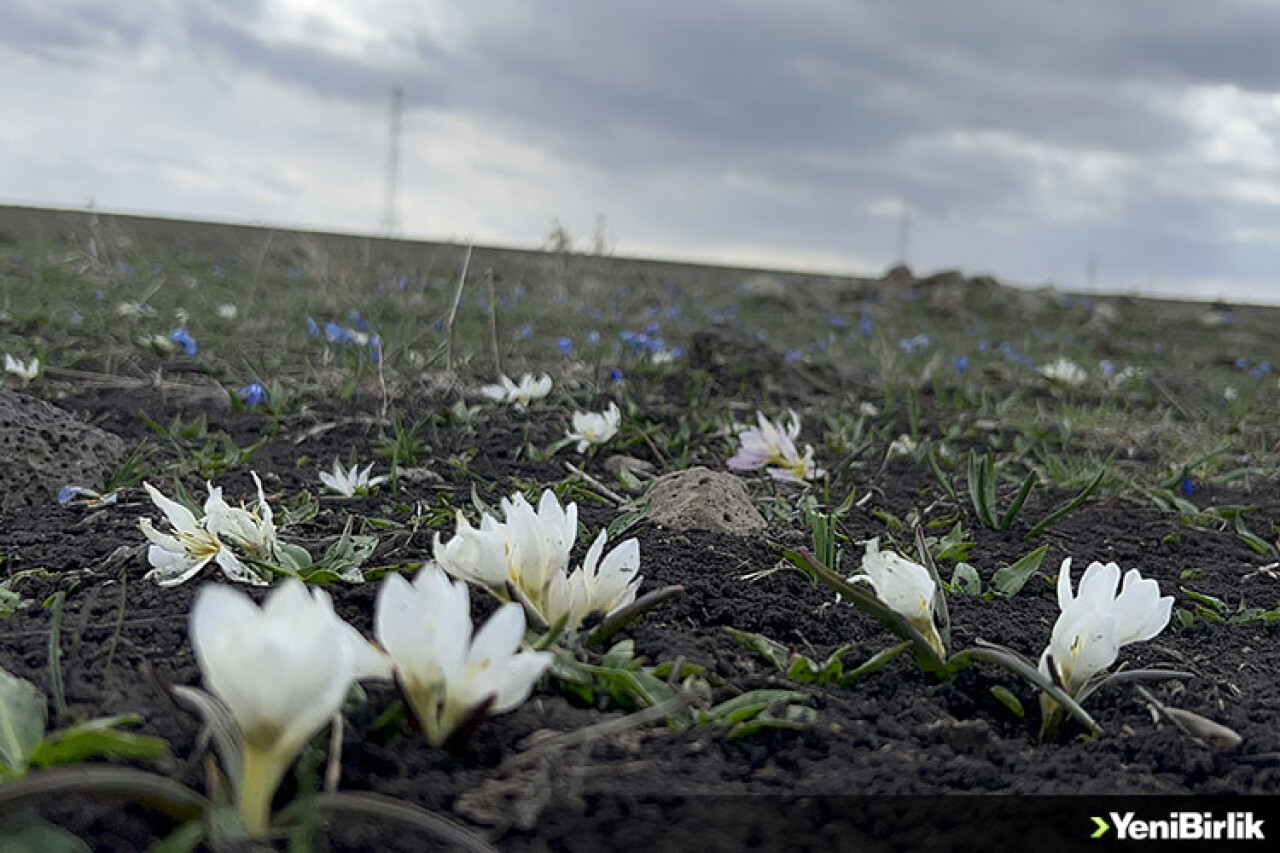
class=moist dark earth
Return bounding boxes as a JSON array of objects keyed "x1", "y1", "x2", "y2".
[{"x1": 3, "y1": 364, "x2": 1279, "y2": 852}]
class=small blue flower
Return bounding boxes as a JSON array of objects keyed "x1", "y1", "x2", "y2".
[
  {"x1": 324, "y1": 321, "x2": 351, "y2": 344},
  {"x1": 860, "y1": 310, "x2": 873, "y2": 338},
  {"x1": 1180, "y1": 478, "x2": 1195, "y2": 496},
  {"x1": 306, "y1": 317, "x2": 320, "y2": 337},
  {"x1": 347, "y1": 309, "x2": 367, "y2": 331},
  {"x1": 170, "y1": 328, "x2": 197, "y2": 356},
  {"x1": 369, "y1": 334, "x2": 383, "y2": 364},
  {"x1": 830, "y1": 315, "x2": 847, "y2": 329},
  {"x1": 518, "y1": 323, "x2": 533, "y2": 340},
  {"x1": 643, "y1": 321, "x2": 662, "y2": 336},
  {"x1": 978, "y1": 339, "x2": 990, "y2": 353},
  {"x1": 1100, "y1": 359, "x2": 1115, "y2": 379},
  {"x1": 785, "y1": 349, "x2": 802, "y2": 363},
  {"x1": 237, "y1": 382, "x2": 267, "y2": 407},
  {"x1": 609, "y1": 367, "x2": 624, "y2": 382},
  {"x1": 433, "y1": 320, "x2": 444, "y2": 333},
  {"x1": 588, "y1": 330, "x2": 601, "y2": 345},
  {"x1": 952, "y1": 355, "x2": 969, "y2": 376},
  {"x1": 95, "y1": 289, "x2": 105, "y2": 301},
  {"x1": 1236, "y1": 357, "x2": 1250, "y2": 370},
  {"x1": 557, "y1": 337, "x2": 574, "y2": 355}
]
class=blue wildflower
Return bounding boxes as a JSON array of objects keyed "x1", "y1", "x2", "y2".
[
  {"x1": 324, "y1": 321, "x2": 350, "y2": 344},
  {"x1": 588, "y1": 330, "x2": 601, "y2": 345},
  {"x1": 558, "y1": 336, "x2": 574, "y2": 355},
  {"x1": 170, "y1": 328, "x2": 197, "y2": 356},
  {"x1": 785, "y1": 349, "x2": 803, "y2": 364},
  {"x1": 369, "y1": 334, "x2": 383, "y2": 364},
  {"x1": 237, "y1": 382, "x2": 267, "y2": 407},
  {"x1": 518, "y1": 323, "x2": 533, "y2": 340},
  {"x1": 643, "y1": 321, "x2": 662, "y2": 336},
  {"x1": 306, "y1": 317, "x2": 320, "y2": 337},
  {"x1": 609, "y1": 367, "x2": 624, "y2": 382},
  {"x1": 95, "y1": 289, "x2": 105, "y2": 301},
  {"x1": 1180, "y1": 478, "x2": 1195, "y2": 496},
  {"x1": 952, "y1": 355, "x2": 969, "y2": 376},
  {"x1": 348, "y1": 310, "x2": 368, "y2": 331},
  {"x1": 1236, "y1": 357, "x2": 1250, "y2": 370}
]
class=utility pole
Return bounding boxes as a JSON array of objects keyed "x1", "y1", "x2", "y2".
[{"x1": 382, "y1": 86, "x2": 403, "y2": 237}]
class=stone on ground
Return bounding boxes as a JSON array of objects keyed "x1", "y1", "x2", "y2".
[
  {"x1": 0, "y1": 388, "x2": 127, "y2": 510},
  {"x1": 635, "y1": 466, "x2": 766, "y2": 534}
]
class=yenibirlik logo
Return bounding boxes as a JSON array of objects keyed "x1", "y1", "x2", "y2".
[{"x1": 1091, "y1": 811, "x2": 1265, "y2": 841}]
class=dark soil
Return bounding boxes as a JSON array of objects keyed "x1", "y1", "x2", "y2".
[{"x1": 3, "y1": 374, "x2": 1280, "y2": 852}]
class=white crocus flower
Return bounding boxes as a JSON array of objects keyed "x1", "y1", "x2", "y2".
[
  {"x1": 190, "y1": 580, "x2": 385, "y2": 835},
  {"x1": 319, "y1": 459, "x2": 388, "y2": 497},
  {"x1": 140, "y1": 482, "x2": 265, "y2": 587},
  {"x1": 726, "y1": 411, "x2": 824, "y2": 484},
  {"x1": 1039, "y1": 558, "x2": 1173, "y2": 698},
  {"x1": 853, "y1": 538, "x2": 945, "y2": 658},
  {"x1": 1039, "y1": 357, "x2": 1087, "y2": 386},
  {"x1": 204, "y1": 473, "x2": 280, "y2": 563},
  {"x1": 434, "y1": 489, "x2": 642, "y2": 631},
  {"x1": 566, "y1": 402, "x2": 621, "y2": 453},
  {"x1": 4, "y1": 354, "x2": 39, "y2": 383},
  {"x1": 375, "y1": 565, "x2": 552, "y2": 746},
  {"x1": 480, "y1": 373, "x2": 553, "y2": 408}
]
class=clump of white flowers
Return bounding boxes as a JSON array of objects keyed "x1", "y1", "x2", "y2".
[
  {"x1": 319, "y1": 459, "x2": 388, "y2": 497},
  {"x1": 1039, "y1": 357, "x2": 1087, "y2": 386},
  {"x1": 375, "y1": 565, "x2": 552, "y2": 746},
  {"x1": 433, "y1": 489, "x2": 642, "y2": 632},
  {"x1": 480, "y1": 373, "x2": 553, "y2": 408},
  {"x1": 726, "y1": 411, "x2": 824, "y2": 485},
  {"x1": 566, "y1": 402, "x2": 621, "y2": 453},
  {"x1": 139, "y1": 474, "x2": 280, "y2": 587}
]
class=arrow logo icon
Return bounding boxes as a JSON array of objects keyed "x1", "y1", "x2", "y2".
[{"x1": 1091, "y1": 816, "x2": 1110, "y2": 839}]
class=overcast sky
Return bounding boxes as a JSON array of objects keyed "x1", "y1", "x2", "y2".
[{"x1": 4, "y1": 1, "x2": 1280, "y2": 304}]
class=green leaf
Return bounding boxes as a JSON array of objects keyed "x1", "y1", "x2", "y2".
[
  {"x1": 990, "y1": 685, "x2": 1025, "y2": 718},
  {"x1": 989, "y1": 544, "x2": 1050, "y2": 598},
  {"x1": 1180, "y1": 586, "x2": 1226, "y2": 615},
  {"x1": 0, "y1": 667, "x2": 46, "y2": 777},
  {"x1": 998, "y1": 470, "x2": 1037, "y2": 530},
  {"x1": 606, "y1": 507, "x2": 648, "y2": 540},
  {"x1": 949, "y1": 562, "x2": 982, "y2": 596},
  {"x1": 1025, "y1": 459, "x2": 1112, "y2": 539},
  {"x1": 1233, "y1": 516, "x2": 1278, "y2": 558},
  {"x1": 723, "y1": 627, "x2": 790, "y2": 671},
  {"x1": 29, "y1": 715, "x2": 170, "y2": 768},
  {"x1": 726, "y1": 704, "x2": 817, "y2": 740},
  {"x1": 837, "y1": 641, "x2": 912, "y2": 685},
  {"x1": 700, "y1": 689, "x2": 808, "y2": 724}
]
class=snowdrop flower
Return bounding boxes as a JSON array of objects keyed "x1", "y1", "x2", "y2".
[
  {"x1": 4, "y1": 354, "x2": 39, "y2": 383},
  {"x1": 1039, "y1": 357, "x2": 1087, "y2": 386},
  {"x1": 1039, "y1": 558, "x2": 1173, "y2": 698},
  {"x1": 480, "y1": 373, "x2": 553, "y2": 408},
  {"x1": 726, "y1": 411, "x2": 824, "y2": 484},
  {"x1": 140, "y1": 475, "x2": 278, "y2": 587},
  {"x1": 433, "y1": 489, "x2": 642, "y2": 631},
  {"x1": 375, "y1": 565, "x2": 551, "y2": 746},
  {"x1": 566, "y1": 402, "x2": 621, "y2": 453},
  {"x1": 852, "y1": 538, "x2": 945, "y2": 658},
  {"x1": 190, "y1": 580, "x2": 386, "y2": 835},
  {"x1": 319, "y1": 459, "x2": 388, "y2": 497}
]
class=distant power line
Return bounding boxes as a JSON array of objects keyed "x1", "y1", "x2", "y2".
[{"x1": 381, "y1": 86, "x2": 403, "y2": 237}]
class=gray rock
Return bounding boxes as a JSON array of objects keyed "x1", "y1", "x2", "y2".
[
  {"x1": 635, "y1": 467, "x2": 767, "y2": 534},
  {"x1": 0, "y1": 388, "x2": 127, "y2": 510}
]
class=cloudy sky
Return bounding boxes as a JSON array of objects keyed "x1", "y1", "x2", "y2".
[{"x1": 4, "y1": 1, "x2": 1280, "y2": 304}]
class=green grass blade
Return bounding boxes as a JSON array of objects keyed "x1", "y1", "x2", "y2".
[
  {"x1": 998, "y1": 470, "x2": 1037, "y2": 530},
  {"x1": 1025, "y1": 460, "x2": 1111, "y2": 539}
]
